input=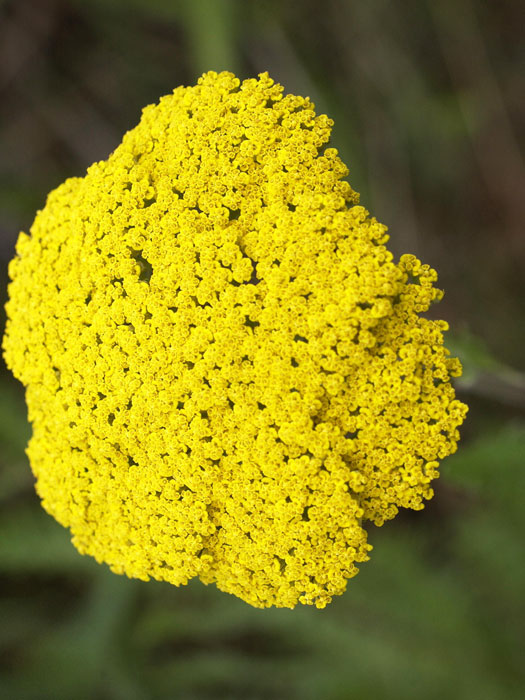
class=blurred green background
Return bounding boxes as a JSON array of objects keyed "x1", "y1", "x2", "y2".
[{"x1": 1, "y1": 0, "x2": 524, "y2": 698}]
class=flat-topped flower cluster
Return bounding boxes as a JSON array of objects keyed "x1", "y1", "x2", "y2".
[{"x1": 3, "y1": 71, "x2": 467, "y2": 608}]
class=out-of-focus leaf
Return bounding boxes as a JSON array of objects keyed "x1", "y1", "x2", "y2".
[
  {"x1": 2, "y1": 568, "x2": 145, "y2": 700},
  {"x1": 447, "y1": 331, "x2": 525, "y2": 408},
  {"x1": 441, "y1": 425, "x2": 525, "y2": 519},
  {"x1": 0, "y1": 382, "x2": 30, "y2": 460},
  {"x1": 0, "y1": 459, "x2": 33, "y2": 504},
  {"x1": 447, "y1": 330, "x2": 503, "y2": 376},
  {"x1": 0, "y1": 505, "x2": 97, "y2": 574},
  {"x1": 180, "y1": 0, "x2": 240, "y2": 76}
]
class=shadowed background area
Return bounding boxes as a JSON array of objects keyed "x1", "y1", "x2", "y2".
[{"x1": 0, "y1": 1, "x2": 524, "y2": 698}]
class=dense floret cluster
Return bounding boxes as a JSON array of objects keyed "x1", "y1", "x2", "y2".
[{"x1": 3, "y1": 71, "x2": 467, "y2": 608}]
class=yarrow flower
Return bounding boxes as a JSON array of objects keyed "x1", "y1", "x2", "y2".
[{"x1": 3, "y1": 71, "x2": 467, "y2": 608}]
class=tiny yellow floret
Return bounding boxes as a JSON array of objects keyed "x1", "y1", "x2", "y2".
[{"x1": 2, "y1": 72, "x2": 467, "y2": 608}]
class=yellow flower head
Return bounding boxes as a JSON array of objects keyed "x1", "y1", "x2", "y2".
[{"x1": 3, "y1": 71, "x2": 467, "y2": 608}]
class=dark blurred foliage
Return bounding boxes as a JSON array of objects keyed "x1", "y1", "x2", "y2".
[{"x1": 0, "y1": 1, "x2": 524, "y2": 698}]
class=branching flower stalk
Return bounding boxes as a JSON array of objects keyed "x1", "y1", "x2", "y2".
[{"x1": 3, "y1": 72, "x2": 468, "y2": 608}]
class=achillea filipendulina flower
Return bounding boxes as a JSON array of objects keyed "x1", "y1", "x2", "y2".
[{"x1": 3, "y1": 71, "x2": 467, "y2": 608}]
